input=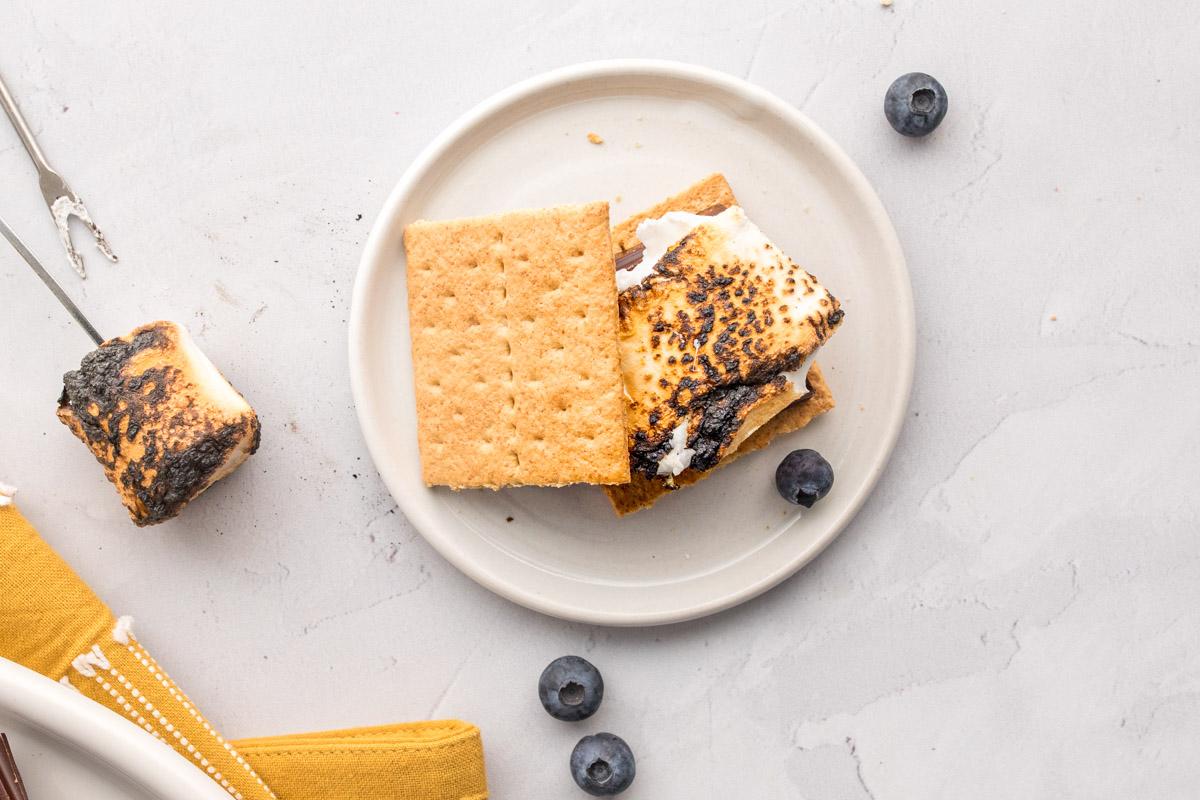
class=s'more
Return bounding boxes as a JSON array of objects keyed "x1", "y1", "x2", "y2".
[{"x1": 605, "y1": 175, "x2": 844, "y2": 514}]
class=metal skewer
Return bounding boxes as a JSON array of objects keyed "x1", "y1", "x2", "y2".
[
  {"x1": 1, "y1": 215, "x2": 104, "y2": 345},
  {"x1": 0, "y1": 70, "x2": 117, "y2": 279}
]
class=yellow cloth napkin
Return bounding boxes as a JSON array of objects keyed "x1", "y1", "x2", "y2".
[{"x1": 0, "y1": 498, "x2": 487, "y2": 800}]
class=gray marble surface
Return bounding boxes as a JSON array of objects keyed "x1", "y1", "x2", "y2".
[{"x1": 2, "y1": 2, "x2": 1198, "y2": 797}]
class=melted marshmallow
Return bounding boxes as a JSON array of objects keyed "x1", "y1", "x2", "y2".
[
  {"x1": 617, "y1": 206, "x2": 769, "y2": 292},
  {"x1": 656, "y1": 420, "x2": 696, "y2": 476}
]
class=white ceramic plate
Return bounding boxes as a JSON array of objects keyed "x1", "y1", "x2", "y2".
[
  {"x1": 350, "y1": 60, "x2": 913, "y2": 626},
  {"x1": 0, "y1": 657, "x2": 228, "y2": 800}
]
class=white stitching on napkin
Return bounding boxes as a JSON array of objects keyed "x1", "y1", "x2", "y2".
[
  {"x1": 100, "y1": 663, "x2": 191, "y2": 753},
  {"x1": 112, "y1": 615, "x2": 135, "y2": 645},
  {"x1": 123, "y1": 636, "x2": 275, "y2": 799},
  {"x1": 71, "y1": 643, "x2": 111, "y2": 678},
  {"x1": 59, "y1": 614, "x2": 274, "y2": 800},
  {"x1": 0, "y1": 482, "x2": 15, "y2": 506}
]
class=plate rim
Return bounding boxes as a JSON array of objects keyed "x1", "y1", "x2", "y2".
[
  {"x1": 349, "y1": 58, "x2": 914, "y2": 626},
  {"x1": 0, "y1": 657, "x2": 229, "y2": 800}
]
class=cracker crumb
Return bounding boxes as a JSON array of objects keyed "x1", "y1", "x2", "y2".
[
  {"x1": 614, "y1": 194, "x2": 623, "y2": 203},
  {"x1": 587, "y1": 132, "x2": 604, "y2": 145},
  {"x1": 1049, "y1": 314, "x2": 1058, "y2": 321},
  {"x1": 880, "y1": 0, "x2": 893, "y2": 6}
]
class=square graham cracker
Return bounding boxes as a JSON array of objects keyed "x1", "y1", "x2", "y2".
[
  {"x1": 605, "y1": 174, "x2": 837, "y2": 514},
  {"x1": 404, "y1": 202, "x2": 630, "y2": 488}
]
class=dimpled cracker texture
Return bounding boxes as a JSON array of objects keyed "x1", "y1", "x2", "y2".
[
  {"x1": 404, "y1": 202, "x2": 630, "y2": 488},
  {"x1": 605, "y1": 174, "x2": 838, "y2": 515}
]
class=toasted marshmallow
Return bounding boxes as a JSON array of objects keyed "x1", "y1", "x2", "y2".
[
  {"x1": 616, "y1": 206, "x2": 842, "y2": 481},
  {"x1": 57, "y1": 321, "x2": 260, "y2": 526}
]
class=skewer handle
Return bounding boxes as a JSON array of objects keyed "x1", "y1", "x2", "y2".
[{"x1": 0, "y1": 72, "x2": 52, "y2": 174}]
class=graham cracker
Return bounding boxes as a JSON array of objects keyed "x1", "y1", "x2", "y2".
[
  {"x1": 604, "y1": 174, "x2": 838, "y2": 515},
  {"x1": 611, "y1": 173, "x2": 738, "y2": 254},
  {"x1": 605, "y1": 364, "x2": 835, "y2": 515},
  {"x1": 404, "y1": 202, "x2": 630, "y2": 488}
]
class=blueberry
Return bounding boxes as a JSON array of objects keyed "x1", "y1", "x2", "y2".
[
  {"x1": 570, "y1": 733, "x2": 636, "y2": 796},
  {"x1": 775, "y1": 448, "x2": 834, "y2": 507},
  {"x1": 538, "y1": 655, "x2": 603, "y2": 722},
  {"x1": 884, "y1": 72, "x2": 948, "y2": 137}
]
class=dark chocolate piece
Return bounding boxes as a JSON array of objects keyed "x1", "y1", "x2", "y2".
[
  {"x1": 0, "y1": 733, "x2": 29, "y2": 800},
  {"x1": 613, "y1": 203, "x2": 727, "y2": 272}
]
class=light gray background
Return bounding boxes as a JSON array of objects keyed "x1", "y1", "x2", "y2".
[{"x1": 2, "y1": 2, "x2": 1198, "y2": 798}]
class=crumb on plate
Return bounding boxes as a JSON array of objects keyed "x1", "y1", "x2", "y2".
[{"x1": 587, "y1": 132, "x2": 604, "y2": 145}]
